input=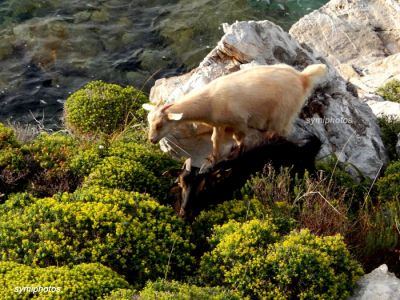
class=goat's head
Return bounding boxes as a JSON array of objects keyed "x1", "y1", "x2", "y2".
[
  {"x1": 176, "y1": 158, "x2": 205, "y2": 217},
  {"x1": 142, "y1": 103, "x2": 183, "y2": 144}
]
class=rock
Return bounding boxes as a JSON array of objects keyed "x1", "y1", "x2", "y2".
[
  {"x1": 149, "y1": 20, "x2": 388, "y2": 178},
  {"x1": 362, "y1": 93, "x2": 400, "y2": 119},
  {"x1": 350, "y1": 264, "x2": 400, "y2": 300},
  {"x1": 290, "y1": 0, "x2": 400, "y2": 96}
]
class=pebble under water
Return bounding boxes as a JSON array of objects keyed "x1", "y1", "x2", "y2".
[{"x1": 0, "y1": 0, "x2": 328, "y2": 127}]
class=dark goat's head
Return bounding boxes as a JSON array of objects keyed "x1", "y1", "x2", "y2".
[{"x1": 176, "y1": 158, "x2": 205, "y2": 217}]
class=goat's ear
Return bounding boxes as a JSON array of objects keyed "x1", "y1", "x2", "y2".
[
  {"x1": 142, "y1": 103, "x2": 155, "y2": 111},
  {"x1": 167, "y1": 113, "x2": 183, "y2": 121}
]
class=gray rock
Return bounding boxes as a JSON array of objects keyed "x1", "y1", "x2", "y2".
[
  {"x1": 150, "y1": 20, "x2": 388, "y2": 178},
  {"x1": 290, "y1": 0, "x2": 400, "y2": 96},
  {"x1": 350, "y1": 264, "x2": 400, "y2": 300},
  {"x1": 361, "y1": 93, "x2": 400, "y2": 119}
]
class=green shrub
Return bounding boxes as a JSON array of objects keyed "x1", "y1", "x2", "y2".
[
  {"x1": 0, "y1": 147, "x2": 29, "y2": 197},
  {"x1": 239, "y1": 230, "x2": 364, "y2": 299},
  {"x1": 192, "y1": 198, "x2": 296, "y2": 256},
  {"x1": 377, "y1": 79, "x2": 400, "y2": 103},
  {"x1": 198, "y1": 219, "x2": 279, "y2": 287},
  {"x1": 377, "y1": 115, "x2": 400, "y2": 161},
  {"x1": 377, "y1": 160, "x2": 400, "y2": 200},
  {"x1": 22, "y1": 132, "x2": 79, "y2": 197},
  {"x1": 0, "y1": 192, "x2": 37, "y2": 213},
  {"x1": 0, "y1": 122, "x2": 19, "y2": 149},
  {"x1": 103, "y1": 288, "x2": 137, "y2": 300},
  {"x1": 83, "y1": 156, "x2": 164, "y2": 198},
  {"x1": 113, "y1": 124, "x2": 149, "y2": 145},
  {"x1": 199, "y1": 220, "x2": 363, "y2": 299},
  {"x1": 0, "y1": 261, "x2": 130, "y2": 299},
  {"x1": 102, "y1": 140, "x2": 180, "y2": 201},
  {"x1": 315, "y1": 157, "x2": 372, "y2": 204},
  {"x1": 108, "y1": 140, "x2": 180, "y2": 177},
  {"x1": 68, "y1": 140, "x2": 109, "y2": 177},
  {"x1": 139, "y1": 280, "x2": 244, "y2": 300},
  {"x1": 357, "y1": 199, "x2": 400, "y2": 259},
  {"x1": 0, "y1": 187, "x2": 194, "y2": 285},
  {"x1": 64, "y1": 80, "x2": 148, "y2": 136}
]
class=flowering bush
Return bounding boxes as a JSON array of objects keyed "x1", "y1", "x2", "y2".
[
  {"x1": 0, "y1": 187, "x2": 194, "y2": 285},
  {"x1": 0, "y1": 261, "x2": 130, "y2": 299},
  {"x1": 64, "y1": 80, "x2": 148, "y2": 136},
  {"x1": 199, "y1": 219, "x2": 363, "y2": 299}
]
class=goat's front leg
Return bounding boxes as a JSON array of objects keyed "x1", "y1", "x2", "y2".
[{"x1": 211, "y1": 126, "x2": 225, "y2": 163}]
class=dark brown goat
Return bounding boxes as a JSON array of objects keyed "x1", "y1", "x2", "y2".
[{"x1": 175, "y1": 135, "x2": 322, "y2": 218}]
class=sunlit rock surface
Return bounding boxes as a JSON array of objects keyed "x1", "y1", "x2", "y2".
[{"x1": 290, "y1": 0, "x2": 400, "y2": 96}]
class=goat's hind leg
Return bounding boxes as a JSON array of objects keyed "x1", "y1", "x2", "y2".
[{"x1": 211, "y1": 126, "x2": 225, "y2": 163}]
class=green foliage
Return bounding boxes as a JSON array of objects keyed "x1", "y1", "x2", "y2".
[
  {"x1": 240, "y1": 168, "x2": 300, "y2": 230},
  {"x1": 83, "y1": 140, "x2": 180, "y2": 201},
  {"x1": 192, "y1": 198, "x2": 296, "y2": 256},
  {"x1": 24, "y1": 132, "x2": 77, "y2": 170},
  {"x1": 377, "y1": 79, "x2": 400, "y2": 103},
  {"x1": 198, "y1": 219, "x2": 279, "y2": 287},
  {"x1": 103, "y1": 288, "x2": 137, "y2": 300},
  {"x1": 0, "y1": 261, "x2": 130, "y2": 299},
  {"x1": 68, "y1": 140, "x2": 109, "y2": 177},
  {"x1": 108, "y1": 140, "x2": 180, "y2": 177},
  {"x1": 316, "y1": 157, "x2": 372, "y2": 204},
  {"x1": 377, "y1": 115, "x2": 400, "y2": 161},
  {"x1": 0, "y1": 187, "x2": 194, "y2": 285},
  {"x1": 0, "y1": 192, "x2": 37, "y2": 213},
  {"x1": 0, "y1": 122, "x2": 19, "y2": 149},
  {"x1": 139, "y1": 280, "x2": 244, "y2": 300},
  {"x1": 243, "y1": 230, "x2": 364, "y2": 299},
  {"x1": 0, "y1": 124, "x2": 28, "y2": 196},
  {"x1": 22, "y1": 132, "x2": 79, "y2": 196},
  {"x1": 64, "y1": 80, "x2": 148, "y2": 136},
  {"x1": 358, "y1": 199, "x2": 400, "y2": 258},
  {"x1": 0, "y1": 147, "x2": 29, "y2": 196},
  {"x1": 199, "y1": 221, "x2": 363, "y2": 299},
  {"x1": 377, "y1": 160, "x2": 400, "y2": 200},
  {"x1": 83, "y1": 156, "x2": 163, "y2": 198}
]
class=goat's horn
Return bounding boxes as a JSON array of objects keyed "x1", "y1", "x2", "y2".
[
  {"x1": 183, "y1": 158, "x2": 192, "y2": 171},
  {"x1": 161, "y1": 103, "x2": 174, "y2": 113}
]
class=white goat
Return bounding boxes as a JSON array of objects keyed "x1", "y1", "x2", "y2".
[{"x1": 143, "y1": 63, "x2": 327, "y2": 160}]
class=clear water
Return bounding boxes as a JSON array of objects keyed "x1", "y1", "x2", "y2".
[{"x1": 0, "y1": 0, "x2": 328, "y2": 126}]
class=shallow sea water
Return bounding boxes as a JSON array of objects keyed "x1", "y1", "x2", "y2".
[{"x1": 0, "y1": 0, "x2": 328, "y2": 126}]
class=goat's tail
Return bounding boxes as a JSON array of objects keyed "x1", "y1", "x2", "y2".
[{"x1": 300, "y1": 64, "x2": 327, "y2": 96}]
